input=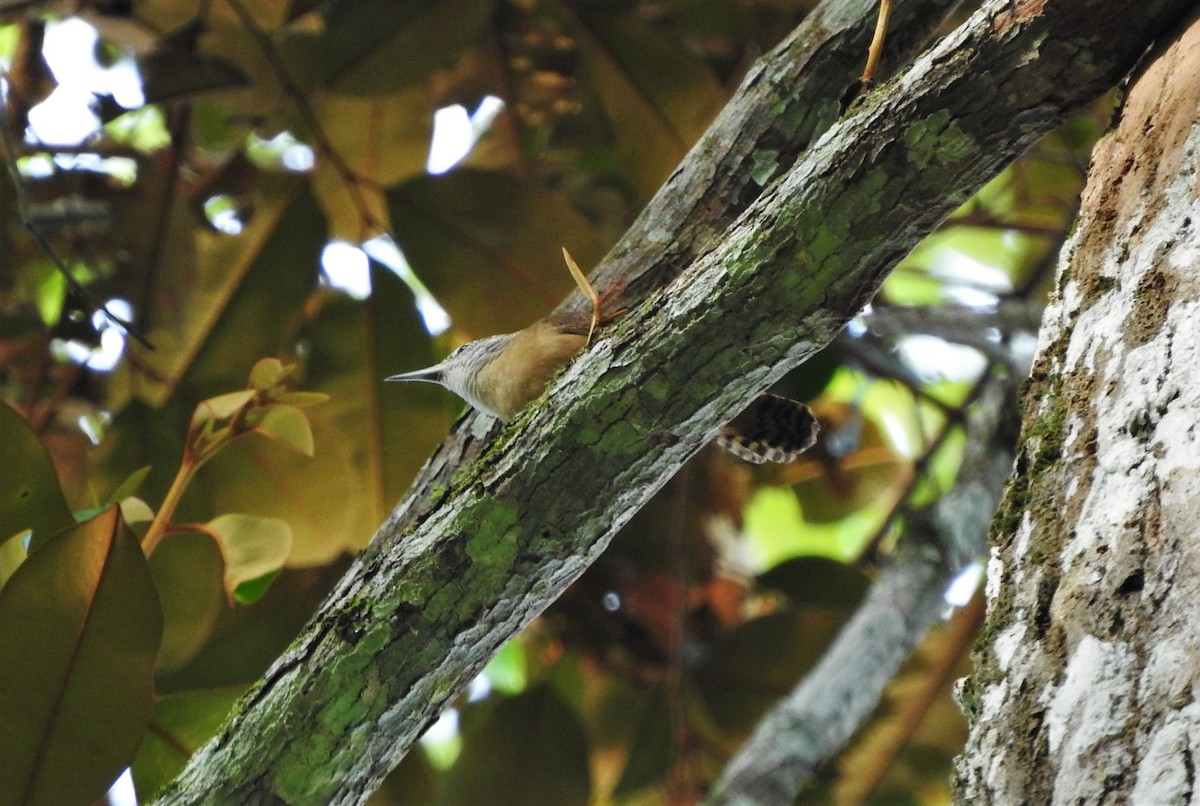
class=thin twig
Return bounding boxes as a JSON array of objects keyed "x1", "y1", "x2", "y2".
[
  {"x1": 665, "y1": 464, "x2": 695, "y2": 806},
  {"x1": 134, "y1": 102, "x2": 190, "y2": 356},
  {"x1": 857, "y1": 366, "x2": 996, "y2": 564},
  {"x1": 223, "y1": 0, "x2": 385, "y2": 240},
  {"x1": 0, "y1": 0, "x2": 54, "y2": 14},
  {"x1": 860, "y1": 0, "x2": 893, "y2": 84}
]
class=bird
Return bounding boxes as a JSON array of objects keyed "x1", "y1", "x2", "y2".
[{"x1": 386, "y1": 250, "x2": 818, "y2": 463}]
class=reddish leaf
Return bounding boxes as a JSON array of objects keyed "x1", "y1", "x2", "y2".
[{"x1": 0, "y1": 508, "x2": 163, "y2": 805}]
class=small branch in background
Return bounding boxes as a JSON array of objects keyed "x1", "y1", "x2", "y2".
[
  {"x1": 134, "y1": 101, "x2": 190, "y2": 354},
  {"x1": 0, "y1": 0, "x2": 57, "y2": 14},
  {"x1": 835, "y1": 298, "x2": 1041, "y2": 563},
  {"x1": 863, "y1": 300, "x2": 1043, "y2": 375},
  {"x1": 856, "y1": 366, "x2": 995, "y2": 564},
  {"x1": 835, "y1": 330, "x2": 957, "y2": 417},
  {"x1": 223, "y1": 0, "x2": 386, "y2": 240},
  {"x1": 0, "y1": 92, "x2": 153, "y2": 349},
  {"x1": 710, "y1": 370, "x2": 1019, "y2": 805},
  {"x1": 834, "y1": 588, "x2": 985, "y2": 803},
  {"x1": 949, "y1": 209, "x2": 1068, "y2": 236}
]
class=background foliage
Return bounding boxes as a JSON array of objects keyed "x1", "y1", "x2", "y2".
[{"x1": 0, "y1": 0, "x2": 1106, "y2": 802}]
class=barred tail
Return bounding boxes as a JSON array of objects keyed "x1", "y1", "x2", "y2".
[{"x1": 717, "y1": 393, "x2": 819, "y2": 464}]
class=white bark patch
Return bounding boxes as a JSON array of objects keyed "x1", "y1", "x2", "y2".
[
  {"x1": 1062, "y1": 284, "x2": 1124, "y2": 376},
  {"x1": 1139, "y1": 641, "x2": 1196, "y2": 705},
  {"x1": 1061, "y1": 465, "x2": 1147, "y2": 566},
  {"x1": 1043, "y1": 636, "x2": 1135, "y2": 801},
  {"x1": 1130, "y1": 705, "x2": 1200, "y2": 804},
  {"x1": 1154, "y1": 299, "x2": 1200, "y2": 478},
  {"x1": 985, "y1": 548, "x2": 1005, "y2": 601},
  {"x1": 993, "y1": 622, "x2": 1026, "y2": 672},
  {"x1": 1012, "y1": 511, "x2": 1032, "y2": 560}
]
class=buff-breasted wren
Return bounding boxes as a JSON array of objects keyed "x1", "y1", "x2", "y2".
[{"x1": 386, "y1": 250, "x2": 818, "y2": 463}]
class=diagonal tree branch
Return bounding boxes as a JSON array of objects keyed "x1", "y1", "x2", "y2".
[{"x1": 155, "y1": 0, "x2": 1194, "y2": 802}]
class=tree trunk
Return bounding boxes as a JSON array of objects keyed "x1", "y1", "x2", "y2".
[
  {"x1": 156, "y1": 0, "x2": 1196, "y2": 802},
  {"x1": 957, "y1": 9, "x2": 1200, "y2": 803}
]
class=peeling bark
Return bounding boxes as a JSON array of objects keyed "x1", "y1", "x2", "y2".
[
  {"x1": 958, "y1": 9, "x2": 1200, "y2": 803},
  {"x1": 156, "y1": 0, "x2": 1196, "y2": 802}
]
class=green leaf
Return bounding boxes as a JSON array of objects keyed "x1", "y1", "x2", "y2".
[
  {"x1": 247, "y1": 356, "x2": 290, "y2": 391},
  {"x1": 195, "y1": 389, "x2": 257, "y2": 423},
  {"x1": 284, "y1": 0, "x2": 494, "y2": 95},
  {"x1": 107, "y1": 465, "x2": 153, "y2": 504},
  {"x1": 130, "y1": 686, "x2": 248, "y2": 802},
  {"x1": 70, "y1": 505, "x2": 109, "y2": 523},
  {"x1": 0, "y1": 401, "x2": 73, "y2": 546},
  {"x1": 150, "y1": 531, "x2": 224, "y2": 674},
  {"x1": 744, "y1": 485, "x2": 892, "y2": 566},
  {"x1": 447, "y1": 685, "x2": 592, "y2": 806},
  {"x1": 0, "y1": 508, "x2": 163, "y2": 806},
  {"x1": 572, "y1": 12, "x2": 724, "y2": 197},
  {"x1": 482, "y1": 639, "x2": 527, "y2": 695},
  {"x1": 138, "y1": 51, "x2": 252, "y2": 103},
  {"x1": 757, "y1": 556, "x2": 871, "y2": 608},
  {"x1": 232, "y1": 569, "x2": 282, "y2": 606},
  {"x1": 205, "y1": 513, "x2": 293, "y2": 601},
  {"x1": 612, "y1": 684, "x2": 671, "y2": 797},
  {"x1": 272, "y1": 391, "x2": 330, "y2": 408},
  {"x1": 386, "y1": 170, "x2": 606, "y2": 337},
  {"x1": 253, "y1": 404, "x2": 315, "y2": 456},
  {"x1": 120, "y1": 496, "x2": 157, "y2": 526},
  {"x1": 0, "y1": 531, "x2": 27, "y2": 589}
]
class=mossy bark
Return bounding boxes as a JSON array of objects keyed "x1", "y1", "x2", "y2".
[{"x1": 156, "y1": 0, "x2": 1196, "y2": 802}]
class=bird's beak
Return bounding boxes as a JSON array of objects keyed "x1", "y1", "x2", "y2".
[{"x1": 385, "y1": 364, "x2": 445, "y2": 384}]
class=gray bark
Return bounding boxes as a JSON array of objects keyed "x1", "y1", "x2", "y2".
[
  {"x1": 156, "y1": 0, "x2": 1196, "y2": 802},
  {"x1": 958, "y1": 8, "x2": 1200, "y2": 803}
]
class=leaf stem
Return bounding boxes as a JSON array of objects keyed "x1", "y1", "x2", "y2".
[{"x1": 141, "y1": 455, "x2": 197, "y2": 556}]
